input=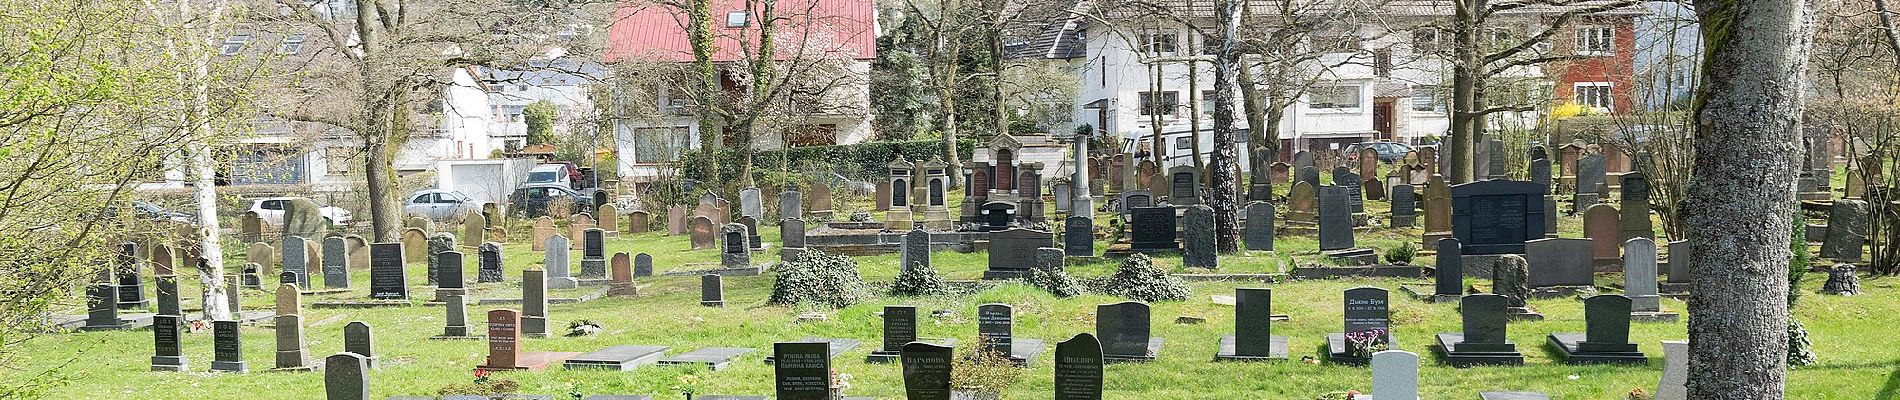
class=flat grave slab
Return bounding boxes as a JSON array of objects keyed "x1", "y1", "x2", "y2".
[
  {"x1": 763, "y1": 337, "x2": 861, "y2": 364},
  {"x1": 64, "y1": 313, "x2": 155, "y2": 331},
  {"x1": 478, "y1": 288, "x2": 610, "y2": 306},
  {"x1": 695, "y1": 396, "x2": 768, "y2": 400},
  {"x1": 1433, "y1": 333, "x2": 1525, "y2": 367},
  {"x1": 1215, "y1": 335, "x2": 1289, "y2": 361},
  {"x1": 1007, "y1": 338, "x2": 1046, "y2": 365},
  {"x1": 311, "y1": 300, "x2": 414, "y2": 309},
  {"x1": 1102, "y1": 337, "x2": 1164, "y2": 364},
  {"x1": 656, "y1": 347, "x2": 754, "y2": 371},
  {"x1": 562, "y1": 345, "x2": 669, "y2": 371},
  {"x1": 475, "y1": 351, "x2": 580, "y2": 372},
  {"x1": 1325, "y1": 332, "x2": 1401, "y2": 366},
  {"x1": 1546, "y1": 333, "x2": 1647, "y2": 365},
  {"x1": 866, "y1": 338, "x2": 955, "y2": 363},
  {"x1": 1290, "y1": 265, "x2": 1427, "y2": 280}
]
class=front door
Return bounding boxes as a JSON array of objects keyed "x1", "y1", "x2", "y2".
[{"x1": 1372, "y1": 100, "x2": 1394, "y2": 140}]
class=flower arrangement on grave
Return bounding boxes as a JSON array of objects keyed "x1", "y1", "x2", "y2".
[
  {"x1": 1316, "y1": 389, "x2": 1361, "y2": 399},
  {"x1": 565, "y1": 320, "x2": 601, "y2": 337},
  {"x1": 951, "y1": 344, "x2": 1022, "y2": 400},
  {"x1": 673, "y1": 374, "x2": 701, "y2": 400},
  {"x1": 829, "y1": 370, "x2": 853, "y2": 399},
  {"x1": 848, "y1": 209, "x2": 873, "y2": 222},
  {"x1": 1344, "y1": 328, "x2": 1390, "y2": 358}
]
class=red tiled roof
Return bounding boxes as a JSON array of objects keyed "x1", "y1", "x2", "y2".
[{"x1": 606, "y1": 0, "x2": 877, "y2": 63}]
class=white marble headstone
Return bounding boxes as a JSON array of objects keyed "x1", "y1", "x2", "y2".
[
  {"x1": 1370, "y1": 350, "x2": 1419, "y2": 400},
  {"x1": 544, "y1": 235, "x2": 577, "y2": 289}
]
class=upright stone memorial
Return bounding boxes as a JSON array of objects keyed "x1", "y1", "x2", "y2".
[
  {"x1": 151, "y1": 314, "x2": 187, "y2": 371},
  {"x1": 635, "y1": 253, "x2": 654, "y2": 277},
  {"x1": 1168, "y1": 165, "x2": 1200, "y2": 204},
  {"x1": 977, "y1": 303, "x2": 1042, "y2": 364},
  {"x1": 1549, "y1": 295, "x2": 1646, "y2": 365},
  {"x1": 1624, "y1": 238, "x2": 1676, "y2": 323},
  {"x1": 369, "y1": 243, "x2": 408, "y2": 300},
  {"x1": 1370, "y1": 350, "x2": 1421, "y2": 400},
  {"x1": 900, "y1": 342, "x2": 954, "y2": 400},
  {"x1": 581, "y1": 228, "x2": 607, "y2": 279},
  {"x1": 1390, "y1": 185, "x2": 1417, "y2": 228},
  {"x1": 522, "y1": 269, "x2": 549, "y2": 338},
  {"x1": 325, "y1": 353, "x2": 370, "y2": 400},
  {"x1": 701, "y1": 274, "x2": 724, "y2": 307},
  {"x1": 609, "y1": 253, "x2": 639, "y2": 297},
  {"x1": 1286, "y1": 182, "x2": 1317, "y2": 224},
  {"x1": 1434, "y1": 294, "x2": 1525, "y2": 366},
  {"x1": 1096, "y1": 301, "x2": 1160, "y2": 362},
  {"x1": 1432, "y1": 238, "x2": 1463, "y2": 302},
  {"x1": 740, "y1": 187, "x2": 763, "y2": 219},
  {"x1": 152, "y1": 245, "x2": 182, "y2": 315},
  {"x1": 781, "y1": 218, "x2": 808, "y2": 261},
  {"x1": 985, "y1": 228, "x2": 1054, "y2": 279},
  {"x1": 1053, "y1": 334, "x2": 1104, "y2": 400},
  {"x1": 779, "y1": 190, "x2": 803, "y2": 220},
  {"x1": 434, "y1": 292, "x2": 473, "y2": 339},
  {"x1": 323, "y1": 237, "x2": 350, "y2": 289},
  {"x1": 867, "y1": 305, "x2": 919, "y2": 363},
  {"x1": 476, "y1": 309, "x2": 576, "y2": 371},
  {"x1": 1244, "y1": 202, "x2": 1275, "y2": 251},
  {"x1": 1656, "y1": 341, "x2": 1689, "y2": 400},
  {"x1": 463, "y1": 213, "x2": 486, "y2": 249},
  {"x1": 545, "y1": 235, "x2": 577, "y2": 289},
  {"x1": 1665, "y1": 240, "x2": 1693, "y2": 289},
  {"x1": 688, "y1": 216, "x2": 715, "y2": 250},
  {"x1": 1327, "y1": 287, "x2": 1394, "y2": 365},
  {"x1": 721, "y1": 223, "x2": 752, "y2": 270},
  {"x1": 211, "y1": 320, "x2": 247, "y2": 372},
  {"x1": 273, "y1": 312, "x2": 310, "y2": 370},
  {"x1": 1583, "y1": 204, "x2": 1622, "y2": 268},
  {"x1": 1181, "y1": 205, "x2": 1217, "y2": 268},
  {"x1": 739, "y1": 216, "x2": 763, "y2": 250},
  {"x1": 1575, "y1": 154, "x2": 1606, "y2": 206},
  {"x1": 1064, "y1": 215, "x2": 1095, "y2": 257},
  {"x1": 1822, "y1": 199, "x2": 1869, "y2": 262},
  {"x1": 344, "y1": 321, "x2": 376, "y2": 369},
  {"x1": 434, "y1": 251, "x2": 466, "y2": 302},
  {"x1": 1421, "y1": 176, "x2": 1453, "y2": 249},
  {"x1": 1450, "y1": 180, "x2": 1548, "y2": 254},
  {"x1": 1216, "y1": 288, "x2": 1288, "y2": 360},
  {"x1": 1333, "y1": 166, "x2": 1365, "y2": 215},
  {"x1": 477, "y1": 242, "x2": 504, "y2": 283},
  {"x1": 1524, "y1": 238, "x2": 1594, "y2": 295},
  {"x1": 773, "y1": 342, "x2": 832, "y2": 400},
  {"x1": 1127, "y1": 206, "x2": 1178, "y2": 252},
  {"x1": 426, "y1": 234, "x2": 454, "y2": 285},
  {"x1": 1619, "y1": 172, "x2": 1654, "y2": 243},
  {"x1": 280, "y1": 236, "x2": 310, "y2": 290},
  {"x1": 1318, "y1": 185, "x2": 1356, "y2": 251}
]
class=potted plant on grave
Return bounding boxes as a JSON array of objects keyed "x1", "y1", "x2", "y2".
[
  {"x1": 673, "y1": 374, "x2": 701, "y2": 400},
  {"x1": 950, "y1": 344, "x2": 1023, "y2": 400},
  {"x1": 1344, "y1": 328, "x2": 1390, "y2": 358}
]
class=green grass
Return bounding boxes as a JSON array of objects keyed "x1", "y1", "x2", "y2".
[{"x1": 6, "y1": 191, "x2": 1896, "y2": 400}]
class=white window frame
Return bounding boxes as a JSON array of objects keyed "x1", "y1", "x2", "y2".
[
  {"x1": 1140, "y1": 30, "x2": 1178, "y2": 54},
  {"x1": 726, "y1": 11, "x2": 749, "y2": 28},
  {"x1": 277, "y1": 34, "x2": 307, "y2": 55},
  {"x1": 1575, "y1": 25, "x2": 1613, "y2": 56},
  {"x1": 1574, "y1": 82, "x2": 1614, "y2": 112},
  {"x1": 1410, "y1": 85, "x2": 1443, "y2": 113},
  {"x1": 1138, "y1": 91, "x2": 1179, "y2": 116},
  {"x1": 220, "y1": 34, "x2": 251, "y2": 56},
  {"x1": 1307, "y1": 85, "x2": 1363, "y2": 110}
]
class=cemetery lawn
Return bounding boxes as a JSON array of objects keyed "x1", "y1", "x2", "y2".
[{"x1": 9, "y1": 197, "x2": 1898, "y2": 399}]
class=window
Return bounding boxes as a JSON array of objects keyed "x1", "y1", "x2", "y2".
[
  {"x1": 1200, "y1": 34, "x2": 1220, "y2": 55},
  {"x1": 277, "y1": 34, "x2": 307, "y2": 55},
  {"x1": 1308, "y1": 85, "x2": 1362, "y2": 109},
  {"x1": 1412, "y1": 28, "x2": 1440, "y2": 53},
  {"x1": 1576, "y1": 26, "x2": 1613, "y2": 55},
  {"x1": 1314, "y1": 34, "x2": 1362, "y2": 53},
  {"x1": 325, "y1": 147, "x2": 352, "y2": 175},
  {"x1": 1487, "y1": 28, "x2": 1514, "y2": 49},
  {"x1": 220, "y1": 34, "x2": 251, "y2": 56},
  {"x1": 632, "y1": 126, "x2": 692, "y2": 163},
  {"x1": 726, "y1": 11, "x2": 748, "y2": 27},
  {"x1": 1175, "y1": 136, "x2": 1191, "y2": 150},
  {"x1": 1141, "y1": 30, "x2": 1178, "y2": 54},
  {"x1": 1201, "y1": 90, "x2": 1216, "y2": 114},
  {"x1": 1411, "y1": 86, "x2": 1443, "y2": 112},
  {"x1": 1373, "y1": 48, "x2": 1392, "y2": 77},
  {"x1": 1138, "y1": 91, "x2": 1179, "y2": 116},
  {"x1": 1575, "y1": 82, "x2": 1613, "y2": 111}
]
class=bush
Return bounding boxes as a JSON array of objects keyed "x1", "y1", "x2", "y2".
[
  {"x1": 1384, "y1": 242, "x2": 1416, "y2": 265},
  {"x1": 1025, "y1": 265, "x2": 1085, "y2": 298},
  {"x1": 769, "y1": 250, "x2": 869, "y2": 308},
  {"x1": 1098, "y1": 253, "x2": 1190, "y2": 302},
  {"x1": 889, "y1": 261, "x2": 949, "y2": 296}
]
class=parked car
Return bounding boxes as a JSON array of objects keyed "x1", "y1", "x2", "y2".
[
  {"x1": 112, "y1": 201, "x2": 197, "y2": 225},
  {"x1": 403, "y1": 189, "x2": 481, "y2": 223},
  {"x1": 525, "y1": 164, "x2": 576, "y2": 189},
  {"x1": 248, "y1": 197, "x2": 353, "y2": 227},
  {"x1": 508, "y1": 183, "x2": 592, "y2": 218},
  {"x1": 1344, "y1": 141, "x2": 1416, "y2": 163}
]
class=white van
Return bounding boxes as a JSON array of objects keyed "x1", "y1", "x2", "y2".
[
  {"x1": 524, "y1": 164, "x2": 574, "y2": 188},
  {"x1": 1118, "y1": 122, "x2": 1255, "y2": 173}
]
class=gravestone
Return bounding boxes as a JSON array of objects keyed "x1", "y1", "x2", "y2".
[
  {"x1": 1530, "y1": 158, "x2": 1552, "y2": 190},
  {"x1": 1575, "y1": 154, "x2": 1606, "y2": 205},
  {"x1": 1053, "y1": 334, "x2": 1104, "y2": 400},
  {"x1": 1287, "y1": 182, "x2": 1317, "y2": 223},
  {"x1": 1096, "y1": 301, "x2": 1159, "y2": 361},
  {"x1": 522, "y1": 269, "x2": 548, "y2": 338},
  {"x1": 986, "y1": 228, "x2": 1054, "y2": 279},
  {"x1": 323, "y1": 237, "x2": 350, "y2": 289},
  {"x1": 1128, "y1": 206, "x2": 1177, "y2": 251},
  {"x1": 83, "y1": 268, "x2": 124, "y2": 330},
  {"x1": 1390, "y1": 185, "x2": 1417, "y2": 227},
  {"x1": 1492, "y1": 255, "x2": 1534, "y2": 314},
  {"x1": 1656, "y1": 341, "x2": 1689, "y2": 400},
  {"x1": 1619, "y1": 172, "x2": 1654, "y2": 243},
  {"x1": 211, "y1": 320, "x2": 248, "y2": 372},
  {"x1": 531, "y1": 217, "x2": 555, "y2": 251},
  {"x1": 478, "y1": 242, "x2": 504, "y2": 283},
  {"x1": 1168, "y1": 165, "x2": 1200, "y2": 204},
  {"x1": 1243, "y1": 202, "x2": 1276, "y2": 251},
  {"x1": 247, "y1": 242, "x2": 275, "y2": 275},
  {"x1": 634, "y1": 253, "x2": 654, "y2": 277},
  {"x1": 628, "y1": 210, "x2": 652, "y2": 233},
  {"x1": 867, "y1": 305, "x2": 918, "y2": 363},
  {"x1": 667, "y1": 206, "x2": 687, "y2": 236},
  {"x1": 1583, "y1": 204, "x2": 1622, "y2": 267},
  {"x1": 1370, "y1": 350, "x2": 1420, "y2": 400},
  {"x1": 280, "y1": 236, "x2": 310, "y2": 289},
  {"x1": 563, "y1": 345, "x2": 670, "y2": 371},
  {"x1": 609, "y1": 253, "x2": 637, "y2": 296},
  {"x1": 545, "y1": 235, "x2": 577, "y2": 289},
  {"x1": 570, "y1": 228, "x2": 601, "y2": 278},
  {"x1": 400, "y1": 229, "x2": 426, "y2": 265},
  {"x1": 480, "y1": 309, "x2": 522, "y2": 370},
  {"x1": 738, "y1": 216, "x2": 762, "y2": 250},
  {"x1": 344, "y1": 321, "x2": 376, "y2": 369},
  {"x1": 1822, "y1": 199, "x2": 1868, "y2": 262},
  {"x1": 1318, "y1": 185, "x2": 1355, "y2": 251},
  {"x1": 598, "y1": 205, "x2": 620, "y2": 235},
  {"x1": 1450, "y1": 180, "x2": 1547, "y2": 254},
  {"x1": 282, "y1": 198, "x2": 327, "y2": 240},
  {"x1": 701, "y1": 274, "x2": 724, "y2": 306},
  {"x1": 439, "y1": 292, "x2": 470, "y2": 338},
  {"x1": 978, "y1": 304, "x2": 1014, "y2": 357},
  {"x1": 1065, "y1": 216, "x2": 1095, "y2": 257},
  {"x1": 773, "y1": 342, "x2": 832, "y2": 400},
  {"x1": 369, "y1": 243, "x2": 407, "y2": 299},
  {"x1": 900, "y1": 342, "x2": 954, "y2": 400},
  {"x1": 1435, "y1": 294, "x2": 1524, "y2": 367},
  {"x1": 1218, "y1": 287, "x2": 1287, "y2": 360},
  {"x1": 1624, "y1": 238, "x2": 1662, "y2": 313},
  {"x1": 809, "y1": 183, "x2": 835, "y2": 217},
  {"x1": 1550, "y1": 295, "x2": 1645, "y2": 364},
  {"x1": 152, "y1": 245, "x2": 181, "y2": 315},
  {"x1": 1326, "y1": 286, "x2": 1393, "y2": 364},
  {"x1": 1333, "y1": 167, "x2": 1365, "y2": 214},
  {"x1": 781, "y1": 218, "x2": 807, "y2": 249},
  {"x1": 240, "y1": 212, "x2": 263, "y2": 243},
  {"x1": 740, "y1": 187, "x2": 764, "y2": 219},
  {"x1": 721, "y1": 223, "x2": 751, "y2": 269},
  {"x1": 1525, "y1": 238, "x2": 1593, "y2": 288},
  {"x1": 426, "y1": 234, "x2": 455, "y2": 285},
  {"x1": 1486, "y1": 139, "x2": 1507, "y2": 180},
  {"x1": 463, "y1": 213, "x2": 486, "y2": 249},
  {"x1": 688, "y1": 216, "x2": 715, "y2": 250},
  {"x1": 325, "y1": 352, "x2": 370, "y2": 400},
  {"x1": 1434, "y1": 238, "x2": 1463, "y2": 297},
  {"x1": 1666, "y1": 240, "x2": 1693, "y2": 284},
  {"x1": 1423, "y1": 176, "x2": 1451, "y2": 235},
  {"x1": 779, "y1": 191, "x2": 803, "y2": 220},
  {"x1": 274, "y1": 314, "x2": 309, "y2": 370},
  {"x1": 1181, "y1": 205, "x2": 1217, "y2": 268},
  {"x1": 434, "y1": 251, "x2": 466, "y2": 296},
  {"x1": 151, "y1": 314, "x2": 187, "y2": 371},
  {"x1": 1298, "y1": 166, "x2": 1321, "y2": 190}
]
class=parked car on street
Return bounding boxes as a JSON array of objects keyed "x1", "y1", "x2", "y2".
[
  {"x1": 107, "y1": 201, "x2": 197, "y2": 225},
  {"x1": 403, "y1": 189, "x2": 481, "y2": 223},
  {"x1": 248, "y1": 197, "x2": 353, "y2": 227},
  {"x1": 526, "y1": 163, "x2": 578, "y2": 189},
  {"x1": 1344, "y1": 141, "x2": 1416, "y2": 163},
  {"x1": 508, "y1": 183, "x2": 592, "y2": 218}
]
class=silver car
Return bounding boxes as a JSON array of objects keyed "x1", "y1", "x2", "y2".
[{"x1": 404, "y1": 189, "x2": 481, "y2": 223}]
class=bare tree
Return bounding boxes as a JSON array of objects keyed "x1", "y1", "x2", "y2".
[{"x1": 1685, "y1": 0, "x2": 1815, "y2": 396}]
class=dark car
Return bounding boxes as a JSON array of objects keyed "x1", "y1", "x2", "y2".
[
  {"x1": 124, "y1": 201, "x2": 197, "y2": 225},
  {"x1": 1344, "y1": 142, "x2": 1416, "y2": 163},
  {"x1": 508, "y1": 183, "x2": 592, "y2": 218}
]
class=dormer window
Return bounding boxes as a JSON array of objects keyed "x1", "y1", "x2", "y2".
[
  {"x1": 726, "y1": 11, "x2": 748, "y2": 28},
  {"x1": 277, "y1": 34, "x2": 307, "y2": 55},
  {"x1": 220, "y1": 34, "x2": 251, "y2": 56}
]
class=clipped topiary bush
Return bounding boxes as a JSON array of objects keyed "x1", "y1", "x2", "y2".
[
  {"x1": 769, "y1": 250, "x2": 869, "y2": 308},
  {"x1": 889, "y1": 261, "x2": 949, "y2": 296},
  {"x1": 1025, "y1": 265, "x2": 1085, "y2": 298},
  {"x1": 1098, "y1": 253, "x2": 1190, "y2": 302},
  {"x1": 1384, "y1": 242, "x2": 1416, "y2": 265}
]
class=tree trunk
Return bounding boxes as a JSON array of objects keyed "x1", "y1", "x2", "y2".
[
  {"x1": 1238, "y1": 63, "x2": 1271, "y2": 185},
  {"x1": 1685, "y1": 0, "x2": 1813, "y2": 395},
  {"x1": 362, "y1": 86, "x2": 399, "y2": 242},
  {"x1": 1187, "y1": 62, "x2": 1205, "y2": 185},
  {"x1": 690, "y1": 0, "x2": 722, "y2": 181},
  {"x1": 935, "y1": 11, "x2": 963, "y2": 189},
  {"x1": 1149, "y1": 62, "x2": 1166, "y2": 161},
  {"x1": 176, "y1": 0, "x2": 229, "y2": 322},
  {"x1": 1208, "y1": 0, "x2": 1243, "y2": 254},
  {"x1": 1447, "y1": 0, "x2": 1482, "y2": 183}
]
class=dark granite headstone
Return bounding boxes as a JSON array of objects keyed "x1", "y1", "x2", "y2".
[
  {"x1": 903, "y1": 228, "x2": 932, "y2": 270},
  {"x1": 899, "y1": 342, "x2": 954, "y2": 400},
  {"x1": 1666, "y1": 240, "x2": 1692, "y2": 284},
  {"x1": 1451, "y1": 180, "x2": 1547, "y2": 254},
  {"x1": 881, "y1": 305, "x2": 918, "y2": 353},
  {"x1": 1460, "y1": 294, "x2": 1510, "y2": 350},
  {"x1": 1619, "y1": 172, "x2": 1654, "y2": 243},
  {"x1": 1181, "y1": 205, "x2": 1217, "y2": 268},
  {"x1": 281, "y1": 236, "x2": 309, "y2": 289},
  {"x1": 1525, "y1": 238, "x2": 1593, "y2": 287},
  {"x1": 1128, "y1": 206, "x2": 1177, "y2": 251},
  {"x1": 1487, "y1": 139, "x2": 1508, "y2": 180},
  {"x1": 1344, "y1": 286, "x2": 1390, "y2": 334},
  {"x1": 426, "y1": 234, "x2": 455, "y2": 285},
  {"x1": 1064, "y1": 216, "x2": 1094, "y2": 257},
  {"x1": 1318, "y1": 185, "x2": 1355, "y2": 251},
  {"x1": 1391, "y1": 185, "x2": 1418, "y2": 227},
  {"x1": 773, "y1": 342, "x2": 832, "y2": 400},
  {"x1": 781, "y1": 218, "x2": 807, "y2": 249},
  {"x1": 701, "y1": 274, "x2": 724, "y2": 307},
  {"x1": 152, "y1": 314, "x2": 187, "y2": 371},
  {"x1": 978, "y1": 304, "x2": 1013, "y2": 356},
  {"x1": 344, "y1": 321, "x2": 375, "y2": 368},
  {"x1": 1244, "y1": 202, "x2": 1276, "y2": 251},
  {"x1": 478, "y1": 243, "x2": 504, "y2": 283},
  {"x1": 435, "y1": 251, "x2": 466, "y2": 289},
  {"x1": 1096, "y1": 301, "x2": 1152, "y2": 359},
  {"x1": 1334, "y1": 167, "x2": 1364, "y2": 213},
  {"x1": 1435, "y1": 238, "x2": 1463, "y2": 296},
  {"x1": 441, "y1": 292, "x2": 469, "y2": 337},
  {"x1": 1822, "y1": 199, "x2": 1868, "y2": 262},
  {"x1": 634, "y1": 253, "x2": 654, "y2": 277},
  {"x1": 369, "y1": 243, "x2": 408, "y2": 300},
  {"x1": 582, "y1": 228, "x2": 606, "y2": 278},
  {"x1": 1054, "y1": 334, "x2": 1105, "y2": 400},
  {"x1": 1575, "y1": 154, "x2": 1606, "y2": 205},
  {"x1": 1530, "y1": 159, "x2": 1551, "y2": 191},
  {"x1": 325, "y1": 352, "x2": 370, "y2": 400},
  {"x1": 1298, "y1": 166, "x2": 1321, "y2": 190},
  {"x1": 323, "y1": 237, "x2": 350, "y2": 289},
  {"x1": 1233, "y1": 288, "x2": 1274, "y2": 357},
  {"x1": 211, "y1": 320, "x2": 247, "y2": 372},
  {"x1": 985, "y1": 228, "x2": 1053, "y2": 278},
  {"x1": 1581, "y1": 295, "x2": 1636, "y2": 352},
  {"x1": 721, "y1": 223, "x2": 751, "y2": 268}
]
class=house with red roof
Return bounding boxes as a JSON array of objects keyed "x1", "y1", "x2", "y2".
[{"x1": 606, "y1": 0, "x2": 879, "y2": 181}]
